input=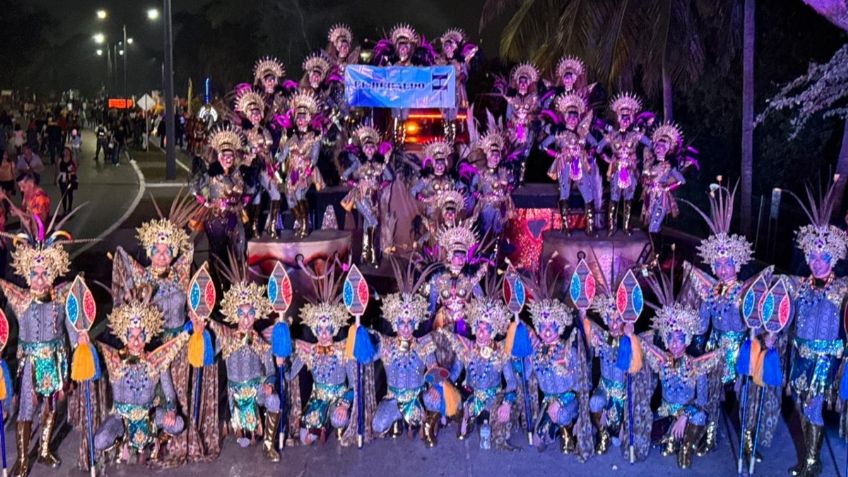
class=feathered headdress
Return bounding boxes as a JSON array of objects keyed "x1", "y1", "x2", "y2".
[
  {"x1": 467, "y1": 272, "x2": 510, "y2": 336},
  {"x1": 298, "y1": 255, "x2": 348, "y2": 334},
  {"x1": 524, "y1": 253, "x2": 573, "y2": 332},
  {"x1": 435, "y1": 186, "x2": 467, "y2": 213},
  {"x1": 208, "y1": 124, "x2": 244, "y2": 154},
  {"x1": 788, "y1": 174, "x2": 848, "y2": 261},
  {"x1": 108, "y1": 286, "x2": 164, "y2": 345},
  {"x1": 423, "y1": 138, "x2": 452, "y2": 160},
  {"x1": 510, "y1": 63, "x2": 539, "y2": 84},
  {"x1": 437, "y1": 220, "x2": 478, "y2": 257},
  {"x1": 440, "y1": 28, "x2": 465, "y2": 45},
  {"x1": 303, "y1": 53, "x2": 331, "y2": 79},
  {"x1": 555, "y1": 93, "x2": 586, "y2": 115},
  {"x1": 328, "y1": 23, "x2": 352, "y2": 44},
  {"x1": 216, "y1": 250, "x2": 272, "y2": 324},
  {"x1": 651, "y1": 122, "x2": 682, "y2": 149},
  {"x1": 683, "y1": 180, "x2": 753, "y2": 271},
  {"x1": 137, "y1": 188, "x2": 198, "y2": 259},
  {"x1": 478, "y1": 131, "x2": 505, "y2": 153},
  {"x1": 555, "y1": 56, "x2": 585, "y2": 79},
  {"x1": 610, "y1": 92, "x2": 642, "y2": 115},
  {"x1": 390, "y1": 23, "x2": 419, "y2": 45},
  {"x1": 254, "y1": 56, "x2": 285, "y2": 82},
  {"x1": 381, "y1": 254, "x2": 437, "y2": 331},
  {"x1": 645, "y1": 267, "x2": 698, "y2": 347},
  {"x1": 353, "y1": 125, "x2": 381, "y2": 146},
  {"x1": 234, "y1": 89, "x2": 265, "y2": 117},
  {"x1": 291, "y1": 90, "x2": 319, "y2": 116}
]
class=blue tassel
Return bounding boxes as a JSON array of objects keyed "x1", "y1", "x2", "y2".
[
  {"x1": 511, "y1": 322, "x2": 533, "y2": 358},
  {"x1": 271, "y1": 322, "x2": 293, "y2": 358},
  {"x1": 762, "y1": 348, "x2": 782, "y2": 388},
  {"x1": 353, "y1": 326, "x2": 377, "y2": 363},
  {"x1": 841, "y1": 363, "x2": 848, "y2": 400},
  {"x1": 615, "y1": 335, "x2": 633, "y2": 371},
  {"x1": 0, "y1": 359, "x2": 12, "y2": 405},
  {"x1": 736, "y1": 338, "x2": 752, "y2": 376},
  {"x1": 90, "y1": 344, "x2": 103, "y2": 381},
  {"x1": 182, "y1": 320, "x2": 194, "y2": 334},
  {"x1": 202, "y1": 329, "x2": 215, "y2": 366}
]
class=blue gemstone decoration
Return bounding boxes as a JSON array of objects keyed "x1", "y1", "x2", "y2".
[
  {"x1": 570, "y1": 274, "x2": 581, "y2": 302},
  {"x1": 515, "y1": 280, "x2": 526, "y2": 307},
  {"x1": 343, "y1": 281, "x2": 354, "y2": 308},
  {"x1": 761, "y1": 293, "x2": 775, "y2": 324},
  {"x1": 742, "y1": 289, "x2": 754, "y2": 319},
  {"x1": 66, "y1": 294, "x2": 79, "y2": 326},
  {"x1": 190, "y1": 282, "x2": 201, "y2": 311},
  {"x1": 268, "y1": 277, "x2": 278, "y2": 302},
  {"x1": 632, "y1": 286, "x2": 643, "y2": 317}
]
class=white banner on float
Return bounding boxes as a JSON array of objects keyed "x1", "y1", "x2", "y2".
[{"x1": 344, "y1": 65, "x2": 455, "y2": 109}]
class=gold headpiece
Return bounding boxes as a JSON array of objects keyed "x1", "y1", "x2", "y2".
[
  {"x1": 610, "y1": 92, "x2": 642, "y2": 115},
  {"x1": 208, "y1": 125, "x2": 244, "y2": 154},
  {"x1": 136, "y1": 219, "x2": 191, "y2": 258},
  {"x1": 555, "y1": 93, "x2": 586, "y2": 115},
  {"x1": 590, "y1": 293, "x2": 619, "y2": 327},
  {"x1": 253, "y1": 56, "x2": 285, "y2": 82},
  {"x1": 108, "y1": 300, "x2": 164, "y2": 345},
  {"x1": 303, "y1": 54, "x2": 331, "y2": 78},
  {"x1": 328, "y1": 23, "x2": 352, "y2": 44},
  {"x1": 220, "y1": 282, "x2": 273, "y2": 324},
  {"x1": 510, "y1": 63, "x2": 539, "y2": 84},
  {"x1": 468, "y1": 296, "x2": 510, "y2": 336},
  {"x1": 440, "y1": 28, "x2": 465, "y2": 45},
  {"x1": 435, "y1": 187, "x2": 466, "y2": 213},
  {"x1": 424, "y1": 139, "x2": 452, "y2": 160},
  {"x1": 478, "y1": 131, "x2": 505, "y2": 153},
  {"x1": 652, "y1": 122, "x2": 682, "y2": 147},
  {"x1": 291, "y1": 90, "x2": 319, "y2": 116},
  {"x1": 556, "y1": 56, "x2": 585, "y2": 79},
  {"x1": 235, "y1": 89, "x2": 266, "y2": 117},
  {"x1": 382, "y1": 255, "x2": 437, "y2": 331},
  {"x1": 790, "y1": 175, "x2": 848, "y2": 261},
  {"x1": 684, "y1": 182, "x2": 753, "y2": 270},
  {"x1": 653, "y1": 303, "x2": 700, "y2": 347},
  {"x1": 301, "y1": 302, "x2": 348, "y2": 334},
  {"x1": 11, "y1": 243, "x2": 70, "y2": 286},
  {"x1": 353, "y1": 125, "x2": 381, "y2": 146},
  {"x1": 390, "y1": 23, "x2": 419, "y2": 45},
  {"x1": 528, "y1": 298, "x2": 573, "y2": 331},
  {"x1": 437, "y1": 220, "x2": 477, "y2": 256}
]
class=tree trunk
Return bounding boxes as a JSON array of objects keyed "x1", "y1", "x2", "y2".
[
  {"x1": 833, "y1": 119, "x2": 848, "y2": 219},
  {"x1": 741, "y1": 0, "x2": 755, "y2": 235},
  {"x1": 662, "y1": 61, "x2": 673, "y2": 121}
]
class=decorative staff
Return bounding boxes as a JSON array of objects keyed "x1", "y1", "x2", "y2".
[
  {"x1": 343, "y1": 264, "x2": 375, "y2": 448},
  {"x1": 66, "y1": 276, "x2": 101, "y2": 477},
  {"x1": 570, "y1": 253, "x2": 597, "y2": 364},
  {"x1": 503, "y1": 264, "x2": 533, "y2": 445},
  {"x1": 187, "y1": 263, "x2": 216, "y2": 428},
  {"x1": 267, "y1": 261, "x2": 294, "y2": 450},
  {"x1": 749, "y1": 277, "x2": 791, "y2": 475},
  {"x1": 736, "y1": 273, "x2": 769, "y2": 475},
  {"x1": 614, "y1": 269, "x2": 643, "y2": 464}
]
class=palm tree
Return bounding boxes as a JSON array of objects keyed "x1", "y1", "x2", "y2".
[{"x1": 740, "y1": 0, "x2": 755, "y2": 235}]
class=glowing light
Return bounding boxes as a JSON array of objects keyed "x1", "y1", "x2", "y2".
[
  {"x1": 93, "y1": 33, "x2": 105, "y2": 44},
  {"x1": 127, "y1": 38, "x2": 134, "y2": 45},
  {"x1": 96, "y1": 49, "x2": 103, "y2": 56},
  {"x1": 147, "y1": 8, "x2": 160, "y2": 20},
  {"x1": 96, "y1": 10, "x2": 107, "y2": 20}
]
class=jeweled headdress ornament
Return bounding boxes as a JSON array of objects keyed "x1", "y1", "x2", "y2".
[
  {"x1": 303, "y1": 53, "x2": 331, "y2": 79},
  {"x1": 645, "y1": 268, "x2": 698, "y2": 346},
  {"x1": 390, "y1": 23, "x2": 419, "y2": 45},
  {"x1": 298, "y1": 255, "x2": 348, "y2": 334},
  {"x1": 556, "y1": 56, "x2": 585, "y2": 80},
  {"x1": 478, "y1": 131, "x2": 505, "y2": 153},
  {"x1": 435, "y1": 187, "x2": 467, "y2": 213},
  {"x1": 328, "y1": 23, "x2": 352, "y2": 45},
  {"x1": 652, "y1": 122, "x2": 682, "y2": 149},
  {"x1": 382, "y1": 255, "x2": 437, "y2": 331},
  {"x1": 510, "y1": 63, "x2": 539, "y2": 84},
  {"x1": 440, "y1": 28, "x2": 465, "y2": 45},
  {"x1": 523, "y1": 253, "x2": 573, "y2": 332},
  {"x1": 590, "y1": 293, "x2": 619, "y2": 327},
  {"x1": 291, "y1": 90, "x2": 319, "y2": 116},
  {"x1": 253, "y1": 56, "x2": 285, "y2": 82},
  {"x1": 234, "y1": 89, "x2": 266, "y2": 117},
  {"x1": 555, "y1": 93, "x2": 586, "y2": 115},
  {"x1": 208, "y1": 124, "x2": 244, "y2": 154},
  {"x1": 108, "y1": 287, "x2": 164, "y2": 345},
  {"x1": 467, "y1": 272, "x2": 510, "y2": 336},
  {"x1": 137, "y1": 188, "x2": 198, "y2": 258},
  {"x1": 683, "y1": 180, "x2": 753, "y2": 271},
  {"x1": 353, "y1": 125, "x2": 381, "y2": 146},
  {"x1": 788, "y1": 174, "x2": 848, "y2": 261},
  {"x1": 610, "y1": 92, "x2": 642, "y2": 115},
  {"x1": 437, "y1": 220, "x2": 477, "y2": 257},
  {"x1": 424, "y1": 138, "x2": 452, "y2": 160},
  {"x1": 216, "y1": 250, "x2": 272, "y2": 324}
]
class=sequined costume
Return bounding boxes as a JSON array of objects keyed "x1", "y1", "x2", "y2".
[
  {"x1": 471, "y1": 131, "x2": 515, "y2": 244},
  {"x1": 341, "y1": 126, "x2": 393, "y2": 266},
  {"x1": 641, "y1": 122, "x2": 687, "y2": 233},
  {"x1": 410, "y1": 139, "x2": 464, "y2": 223},
  {"x1": 436, "y1": 28, "x2": 476, "y2": 141},
  {"x1": 289, "y1": 340, "x2": 354, "y2": 435},
  {"x1": 504, "y1": 63, "x2": 542, "y2": 181}
]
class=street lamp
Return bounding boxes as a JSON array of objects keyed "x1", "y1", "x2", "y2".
[
  {"x1": 96, "y1": 49, "x2": 103, "y2": 56},
  {"x1": 127, "y1": 37, "x2": 134, "y2": 44},
  {"x1": 93, "y1": 33, "x2": 105, "y2": 44},
  {"x1": 147, "y1": 8, "x2": 159, "y2": 20},
  {"x1": 96, "y1": 9, "x2": 107, "y2": 19}
]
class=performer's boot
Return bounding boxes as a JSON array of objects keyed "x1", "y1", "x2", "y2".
[
  {"x1": 591, "y1": 412, "x2": 610, "y2": 455},
  {"x1": 607, "y1": 202, "x2": 618, "y2": 237},
  {"x1": 696, "y1": 419, "x2": 717, "y2": 456},
  {"x1": 661, "y1": 431, "x2": 677, "y2": 456},
  {"x1": 790, "y1": 423, "x2": 823, "y2": 477},
  {"x1": 11, "y1": 421, "x2": 31, "y2": 477},
  {"x1": 266, "y1": 200, "x2": 280, "y2": 239},
  {"x1": 263, "y1": 412, "x2": 281, "y2": 462},
  {"x1": 297, "y1": 201, "x2": 310, "y2": 238},
  {"x1": 558, "y1": 200, "x2": 571, "y2": 236},
  {"x1": 622, "y1": 201, "x2": 633, "y2": 236},
  {"x1": 585, "y1": 204, "x2": 596, "y2": 237},
  {"x1": 248, "y1": 203, "x2": 260, "y2": 237},
  {"x1": 559, "y1": 424, "x2": 576, "y2": 454},
  {"x1": 678, "y1": 424, "x2": 704, "y2": 469},
  {"x1": 457, "y1": 414, "x2": 474, "y2": 441},
  {"x1": 389, "y1": 420, "x2": 403, "y2": 439},
  {"x1": 37, "y1": 410, "x2": 61, "y2": 467},
  {"x1": 360, "y1": 227, "x2": 370, "y2": 264},
  {"x1": 422, "y1": 412, "x2": 439, "y2": 448},
  {"x1": 789, "y1": 420, "x2": 810, "y2": 476}
]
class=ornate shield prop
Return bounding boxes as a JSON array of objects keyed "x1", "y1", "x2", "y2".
[
  {"x1": 742, "y1": 274, "x2": 768, "y2": 330},
  {"x1": 189, "y1": 262, "x2": 216, "y2": 318},
  {"x1": 762, "y1": 278, "x2": 791, "y2": 334},
  {"x1": 616, "y1": 269, "x2": 643, "y2": 323},
  {"x1": 343, "y1": 264, "x2": 369, "y2": 316},
  {"x1": 503, "y1": 265, "x2": 527, "y2": 315},
  {"x1": 569, "y1": 257, "x2": 596, "y2": 311},
  {"x1": 66, "y1": 275, "x2": 97, "y2": 332},
  {"x1": 267, "y1": 261, "x2": 293, "y2": 314}
]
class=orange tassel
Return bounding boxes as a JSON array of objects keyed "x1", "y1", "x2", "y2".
[
  {"x1": 0, "y1": 366, "x2": 6, "y2": 401},
  {"x1": 441, "y1": 381, "x2": 461, "y2": 417},
  {"x1": 344, "y1": 325, "x2": 357, "y2": 360},
  {"x1": 187, "y1": 331, "x2": 206, "y2": 368},
  {"x1": 71, "y1": 343, "x2": 96, "y2": 382},
  {"x1": 504, "y1": 321, "x2": 518, "y2": 356},
  {"x1": 628, "y1": 334, "x2": 643, "y2": 373}
]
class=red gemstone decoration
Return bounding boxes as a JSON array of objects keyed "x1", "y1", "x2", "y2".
[
  {"x1": 585, "y1": 275, "x2": 596, "y2": 301},
  {"x1": 83, "y1": 290, "x2": 96, "y2": 321},
  {"x1": 616, "y1": 285, "x2": 627, "y2": 314},
  {"x1": 205, "y1": 281, "x2": 216, "y2": 308}
]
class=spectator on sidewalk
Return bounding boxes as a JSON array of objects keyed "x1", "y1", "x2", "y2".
[
  {"x1": 114, "y1": 120, "x2": 127, "y2": 164},
  {"x1": 0, "y1": 151, "x2": 15, "y2": 196},
  {"x1": 16, "y1": 144, "x2": 45, "y2": 180},
  {"x1": 94, "y1": 122, "x2": 109, "y2": 162},
  {"x1": 70, "y1": 128, "x2": 82, "y2": 162},
  {"x1": 0, "y1": 171, "x2": 51, "y2": 226},
  {"x1": 46, "y1": 117, "x2": 63, "y2": 164},
  {"x1": 57, "y1": 147, "x2": 78, "y2": 215}
]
